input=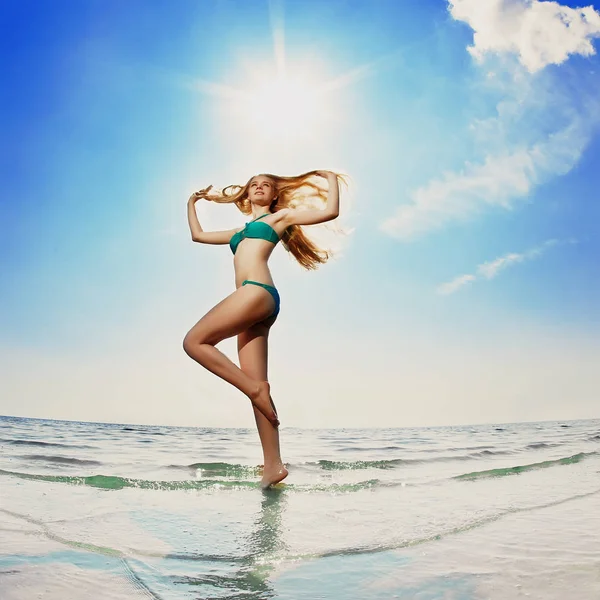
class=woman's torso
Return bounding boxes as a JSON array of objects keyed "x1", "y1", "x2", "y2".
[{"x1": 231, "y1": 211, "x2": 289, "y2": 288}]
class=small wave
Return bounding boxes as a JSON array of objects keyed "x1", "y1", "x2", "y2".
[
  {"x1": 0, "y1": 468, "x2": 382, "y2": 493},
  {"x1": 0, "y1": 469, "x2": 261, "y2": 491},
  {"x1": 314, "y1": 459, "x2": 407, "y2": 470},
  {"x1": 121, "y1": 427, "x2": 166, "y2": 436},
  {"x1": 19, "y1": 454, "x2": 102, "y2": 467},
  {"x1": 177, "y1": 455, "x2": 510, "y2": 475},
  {"x1": 526, "y1": 442, "x2": 558, "y2": 449},
  {"x1": 176, "y1": 454, "x2": 510, "y2": 476},
  {"x1": 421, "y1": 445, "x2": 496, "y2": 453},
  {"x1": 338, "y1": 446, "x2": 402, "y2": 453},
  {"x1": 169, "y1": 462, "x2": 260, "y2": 477},
  {"x1": 471, "y1": 449, "x2": 512, "y2": 457},
  {"x1": 336, "y1": 445, "x2": 406, "y2": 451},
  {"x1": 454, "y1": 451, "x2": 597, "y2": 481},
  {"x1": 309, "y1": 457, "x2": 460, "y2": 469},
  {"x1": 307, "y1": 449, "x2": 513, "y2": 471},
  {"x1": 0, "y1": 438, "x2": 94, "y2": 449}
]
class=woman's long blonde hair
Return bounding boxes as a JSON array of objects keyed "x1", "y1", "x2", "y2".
[{"x1": 205, "y1": 170, "x2": 346, "y2": 270}]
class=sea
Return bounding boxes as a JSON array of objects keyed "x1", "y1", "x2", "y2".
[{"x1": 0, "y1": 415, "x2": 599, "y2": 600}]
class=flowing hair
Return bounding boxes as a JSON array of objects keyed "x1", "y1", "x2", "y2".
[{"x1": 204, "y1": 170, "x2": 346, "y2": 270}]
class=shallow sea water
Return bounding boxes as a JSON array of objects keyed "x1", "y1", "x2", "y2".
[{"x1": 1, "y1": 415, "x2": 599, "y2": 599}]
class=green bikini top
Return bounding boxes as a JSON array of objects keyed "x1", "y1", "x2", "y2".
[{"x1": 229, "y1": 213, "x2": 280, "y2": 255}]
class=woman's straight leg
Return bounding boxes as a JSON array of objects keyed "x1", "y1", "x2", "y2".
[{"x1": 237, "y1": 323, "x2": 288, "y2": 488}]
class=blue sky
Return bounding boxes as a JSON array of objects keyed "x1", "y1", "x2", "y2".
[{"x1": 1, "y1": 0, "x2": 599, "y2": 427}]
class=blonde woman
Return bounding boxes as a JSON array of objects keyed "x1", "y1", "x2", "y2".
[{"x1": 184, "y1": 170, "x2": 342, "y2": 487}]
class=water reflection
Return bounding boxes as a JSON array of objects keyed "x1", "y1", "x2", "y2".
[
  {"x1": 238, "y1": 486, "x2": 288, "y2": 597},
  {"x1": 173, "y1": 487, "x2": 287, "y2": 599}
]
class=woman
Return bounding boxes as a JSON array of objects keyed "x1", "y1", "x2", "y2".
[{"x1": 184, "y1": 170, "x2": 342, "y2": 488}]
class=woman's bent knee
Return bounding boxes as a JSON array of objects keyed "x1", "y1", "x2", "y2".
[
  {"x1": 183, "y1": 331, "x2": 215, "y2": 357},
  {"x1": 182, "y1": 333, "x2": 198, "y2": 357}
]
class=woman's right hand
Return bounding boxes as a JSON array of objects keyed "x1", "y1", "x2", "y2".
[
  {"x1": 314, "y1": 170, "x2": 337, "y2": 180},
  {"x1": 189, "y1": 185, "x2": 213, "y2": 203}
]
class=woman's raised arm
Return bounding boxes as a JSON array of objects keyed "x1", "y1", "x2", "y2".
[
  {"x1": 281, "y1": 171, "x2": 340, "y2": 227},
  {"x1": 187, "y1": 187, "x2": 239, "y2": 245}
]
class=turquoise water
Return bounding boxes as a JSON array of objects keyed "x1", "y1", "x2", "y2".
[{"x1": 1, "y1": 416, "x2": 599, "y2": 599}]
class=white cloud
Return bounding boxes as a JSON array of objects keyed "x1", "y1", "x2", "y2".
[
  {"x1": 381, "y1": 148, "x2": 534, "y2": 239},
  {"x1": 381, "y1": 121, "x2": 588, "y2": 240},
  {"x1": 449, "y1": 0, "x2": 600, "y2": 73},
  {"x1": 381, "y1": 0, "x2": 599, "y2": 241},
  {"x1": 436, "y1": 274, "x2": 477, "y2": 296},
  {"x1": 437, "y1": 238, "x2": 573, "y2": 295},
  {"x1": 477, "y1": 251, "x2": 528, "y2": 279}
]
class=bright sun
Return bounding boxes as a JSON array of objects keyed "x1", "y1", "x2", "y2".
[
  {"x1": 193, "y1": 4, "x2": 368, "y2": 154},
  {"x1": 243, "y1": 75, "x2": 321, "y2": 139}
]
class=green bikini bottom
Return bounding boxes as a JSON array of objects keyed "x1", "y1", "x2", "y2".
[{"x1": 242, "y1": 280, "x2": 280, "y2": 319}]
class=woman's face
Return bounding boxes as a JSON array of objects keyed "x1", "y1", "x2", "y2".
[{"x1": 248, "y1": 176, "x2": 276, "y2": 206}]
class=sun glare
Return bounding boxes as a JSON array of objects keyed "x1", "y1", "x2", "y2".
[
  {"x1": 243, "y1": 75, "x2": 321, "y2": 139},
  {"x1": 193, "y1": 0, "x2": 374, "y2": 158}
]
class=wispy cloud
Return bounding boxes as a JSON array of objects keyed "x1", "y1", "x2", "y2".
[
  {"x1": 437, "y1": 238, "x2": 576, "y2": 295},
  {"x1": 381, "y1": 0, "x2": 600, "y2": 241},
  {"x1": 381, "y1": 121, "x2": 589, "y2": 240},
  {"x1": 437, "y1": 274, "x2": 477, "y2": 296},
  {"x1": 449, "y1": 0, "x2": 600, "y2": 73}
]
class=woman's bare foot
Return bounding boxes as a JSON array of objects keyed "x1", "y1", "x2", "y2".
[
  {"x1": 260, "y1": 462, "x2": 288, "y2": 489},
  {"x1": 250, "y1": 381, "x2": 279, "y2": 427}
]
